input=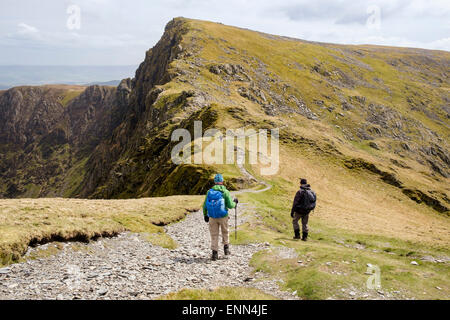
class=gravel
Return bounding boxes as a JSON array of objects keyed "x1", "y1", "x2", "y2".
[{"x1": 0, "y1": 207, "x2": 297, "y2": 300}]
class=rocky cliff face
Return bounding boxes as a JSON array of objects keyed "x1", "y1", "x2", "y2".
[
  {"x1": 0, "y1": 18, "x2": 448, "y2": 213},
  {"x1": 0, "y1": 87, "x2": 65, "y2": 147},
  {"x1": 0, "y1": 84, "x2": 128, "y2": 197},
  {"x1": 0, "y1": 19, "x2": 217, "y2": 199},
  {"x1": 77, "y1": 18, "x2": 217, "y2": 199}
]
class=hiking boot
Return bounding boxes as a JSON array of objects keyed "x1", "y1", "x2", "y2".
[
  {"x1": 302, "y1": 232, "x2": 308, "y2": 241},
  {"x1": 293, "y1": 229, "x2": 301, "y2": 240},
  {"x1": 211, "y1": 250, "x2": 219, "y2": 261},
  {"x1": 224, "y1": 245, "x2": 230, "y2": 256}
]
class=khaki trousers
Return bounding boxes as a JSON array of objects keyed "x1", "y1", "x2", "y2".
[
  {"x1": 209, "y1": 216, "x2": 229, "y2": 251},
  {"x1": 292, "y1": 212, "x2": 309, "y2": 233}
]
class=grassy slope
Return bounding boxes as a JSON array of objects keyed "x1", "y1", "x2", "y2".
[
  {"x1": 170, "y1": 18, "x2": 449, "y2": 244},
  {"x1": 234, "y1": 174, "x2": 449, "y2": 299},
  {"x1": 165, "y1": 19, "x2": 449, "y2": 299},
  {"x1": 0, "y1": 196, "x2": 201, "y2": 266},
  {"x1": 184, "y1": 18, "x2": 448, "y2": 196}
]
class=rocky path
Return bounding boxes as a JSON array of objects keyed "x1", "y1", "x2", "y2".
[
  {"x1": 0, "y1": 204, "x2": 295, "y2": 300},
  {"x1": 0, "y1": 158, "x2": 298, "y2": 300}
]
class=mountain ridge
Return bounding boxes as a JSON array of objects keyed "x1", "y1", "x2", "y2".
[{"x1": 0, "y1": 17, "x2": 448, "y2": 214}]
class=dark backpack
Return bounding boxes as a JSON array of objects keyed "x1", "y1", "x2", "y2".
[{"x1": 295, "y1": 189, "x2": 316, "y2": 213}]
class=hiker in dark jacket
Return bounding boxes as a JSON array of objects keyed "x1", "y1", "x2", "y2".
[
  {"x1": 203, "y1": 174, "x2": 238, "y2": 261},
  {"x1": 291, "y1": 178, "x2": 316, "y2": 241}
]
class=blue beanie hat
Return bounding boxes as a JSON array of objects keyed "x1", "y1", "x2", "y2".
[{"x1": 214, "y1": 174, "x2": 224, "y2": 183}]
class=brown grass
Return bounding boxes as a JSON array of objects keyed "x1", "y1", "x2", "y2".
[
  {"x1": 0, "y1": 196, "x2": 202, "y2": 266},
  {"x1": 159, "y1": 287, "x2": 278, "y2": 300},
  {"x1": 249, "y1": 145, "x2": 450, "y2": 247}
]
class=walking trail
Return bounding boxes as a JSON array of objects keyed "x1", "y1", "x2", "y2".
[{"x1": 0, "y1": 151, "x2": 298, "y2": 300}]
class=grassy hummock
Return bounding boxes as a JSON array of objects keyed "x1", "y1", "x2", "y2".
[
  {"x1": 159, "y1": 287, "x2": 277, "y2": 300},
  {"x1": 0, "y1": 196, "x2": 202, "y2": 266}
]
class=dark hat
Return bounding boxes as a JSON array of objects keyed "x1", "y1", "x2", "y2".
[{"x1": 300, "y1": 178, "x2": 307, "y2": 185}]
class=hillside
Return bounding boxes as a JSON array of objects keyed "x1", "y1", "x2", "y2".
[
  {"x1": 1, "y1": 18, "x2": 448, "y2": 204},
  {"x1": 0, "y1": 17, "x2": 449, "y2": 299}
]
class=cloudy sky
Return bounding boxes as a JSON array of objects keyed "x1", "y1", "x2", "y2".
[{"x1": 0, "y1": 0, "x2": 449, "y2": 65}]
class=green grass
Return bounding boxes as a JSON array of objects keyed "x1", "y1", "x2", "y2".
[
  {"x1": 249, "y1": 234, "x2": 449, "y2": 300},
  {"x1": 180, "y1": 17, "x2": 449, "y2": 212},
  {"x1": 231, "y1": 176, "x2": 450, "y2": 300},
  {"x1": 113, "y1": 213, "x2": 178, "y2": 249},
  {"x1": 60, "y1": 90, "x2": 83, "y2": 107},
  {"x1": 18, "y1": 243, "x2": 65, "y2": 262},
  {"x1": 62, "y1": 156, "x2": 89, "y2": 197},
  {"x1": 159, "y1": 287, "x2": 278, "y2": 300}
]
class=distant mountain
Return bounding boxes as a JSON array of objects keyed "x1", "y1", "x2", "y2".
[
  {"x1": 84, "y1": 80, "x2": 121, "y2": 86},
  {"x1": 0, "y1": 65, "x2": 137, "y2": 87}
]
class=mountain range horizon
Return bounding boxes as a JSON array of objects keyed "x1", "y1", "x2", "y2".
[{"x1": 0, "y1": 65, "x2": 138, "y2": 89}]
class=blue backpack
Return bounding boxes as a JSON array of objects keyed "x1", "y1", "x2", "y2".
[{"x1": 206, "y1": 189, "x2": 228, "y2": 218}]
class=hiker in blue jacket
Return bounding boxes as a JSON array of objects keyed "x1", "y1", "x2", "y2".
[{"x1": 203, "y1": 174, "x2": 238, "y2": 261}]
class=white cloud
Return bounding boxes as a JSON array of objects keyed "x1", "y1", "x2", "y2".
[
  {"x1": 7, "y1": 23, "x2": 41, "y2": 41},
  {"x1": 5, "y1": 23, "x2": 147, "y2": 49},
  {"x1": 0, "y1": 0, "x2": 448, "y2": 65},
  {"x1": 428, "y1": 38, "x2": 450, "y2": 51},
  {"x1": 17, "y1": 23, "x2": 38, "y2": 34}
]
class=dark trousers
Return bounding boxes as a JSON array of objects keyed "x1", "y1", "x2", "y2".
[{"x1": 292, "y1": 212, "x2": 309, "y2": 233}]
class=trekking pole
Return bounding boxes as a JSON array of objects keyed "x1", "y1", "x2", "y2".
[{"x1": 235, "y1": 204, "x2": 238, "y2": 241}]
